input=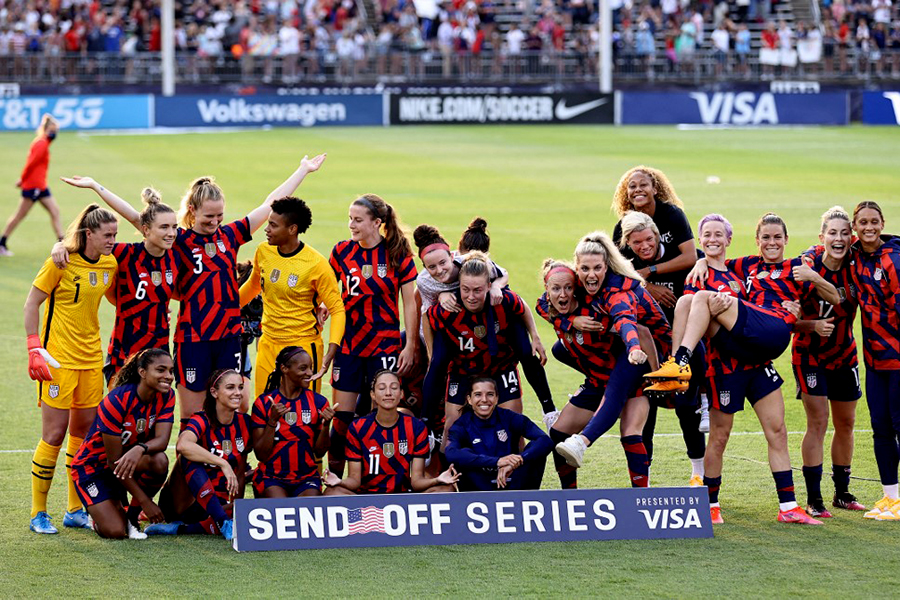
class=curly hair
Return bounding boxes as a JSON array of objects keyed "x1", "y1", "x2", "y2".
[{"x1": 611, "y1": 166, "x2": 683, "y2": 218}]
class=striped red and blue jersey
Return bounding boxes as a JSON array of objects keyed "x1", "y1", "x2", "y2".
[
  {"x1": 250, "y1": 388, "x2": 328, "y2": 483},
  {"x1": 849, "y1": 237, "x2": 900, "y2": 370},
  {"x1": 792, "y1": 245, "x2": 858, "y2": 369},
  {"x1": 725, "y1": 256, "x2": 812, "y2": 324},
  {"x1": 71, "y1": 383, "x2": 175, "y2": 478},
  {"x1": 173, "y1": 219, "x2": 252, "y2": 343},
  {"x1": 427, "y1": 289, "x2": 526, "y2": 377},
  {"x1": 345, "y1": 412, "x2": 429, "y2": 494},
  {"x1": 329, "y1": 240, "x2": 417, "y2": 357},
  {"x1": 107, "y1": 243, "x2": 179, "y2": 370},
  {"x1": 684, "y1": 266, "x2": 755, "y2": 376},
  {"x1": 594, "y1": 273, "x2": 671, "y2": 357},
  {"x1": 536, "y1": 293, "x2": 616, "y2": 387},
  {"x1": 184, "y1": 411, "x2": 253, "y2": 498}
]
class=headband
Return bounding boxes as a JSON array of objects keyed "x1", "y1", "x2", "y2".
[
  {"x1": 544, "y1": 265, "x2": 576, "y2": 283},
  {"x1": 354, "y1": 198, "x2": 381, "y2": 219},
  {"x1": 419, "y1": 242, "x2": 451, "y2": 260},
  {"x1": 211, "y1": 369, "x2": 238, "y2": 389}
]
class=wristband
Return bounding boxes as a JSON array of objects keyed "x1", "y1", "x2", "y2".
[
  {"x1": 137, "y1": 443, "x2": 149, "y2": 455},
  {"x1": 648, "y1": 265, "x2": 658, "y2": 276}
]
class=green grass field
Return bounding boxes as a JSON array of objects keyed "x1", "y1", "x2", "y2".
[{"x1": 1, "y1": 125, "x2": 899, "y2": 598}]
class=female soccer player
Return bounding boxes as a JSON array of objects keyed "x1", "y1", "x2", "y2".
[
  {"x1": 848, "y1": 201, "x2": 900, "y2": 521},
  {"x1": 323, "y1": 370, "x2": 458, "y2": 495},
  {"x1": 56, "y1": 179, "x2": 179, "y2": 385},
  {"x1": 446, "y1": 378, "x2": 552, "y2": 491},
  {"x1": 24, "y1": 204, "x2": 118, "y2": 534},
  {"x1": 251, "y1": 347, "x2": 334, "y2": 497},
  {"x1": 149, "y1": 369, "x2": 253, "y2": 539},
  {"x1": 71, "y1": 349, "x2": 175, "y2": 539},
  {"x1": 239, "y1": 196, "x2": 345, "y2": 399},
  {"x1": 424, "y1": 252, "x2": 552, "y2": 448},
  {"x1": 327, "y1": 194, "x2": 418, "y2": 475},
  {"x1": 792, "y1": 207, "x2": 865, "y2": 517},
  {"x1": 0, "y1": 114, "x2": 64, "y2": 256},
  {"x1": 672, "y1": 213, "x2": 831, "y2": 525}
]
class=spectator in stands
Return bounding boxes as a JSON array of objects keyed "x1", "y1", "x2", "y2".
[
  {"x1": 823, "y1": 20, "x2": 837, "y2": 74},
  {"x1": 735, "y1": 22, "x2": 751, "y2": 77},
  {"x1": 857, "y1": 16, "x2": 871, "y2": 73},
  {"x1": 635, "y1": 19, "x2": 655, "y2": 78},
  {"x1": 890, "y1": 20, "x2": 900, "y2": 77},
  {"x1": 760, "y1": 20, "x2": 779, "y2": 78},
  {"x1": 778, "y1": 20, "x2": 796, "y2": 74},
  {"x1": 506, "y1": 21, "x2": 525, "y2": 77},
  {"x1": 711, "y1": 20, "x2": 730, "y2": 77},
  {"x1": 279, "y1": 18, "x2": 302, "y2": 84}
]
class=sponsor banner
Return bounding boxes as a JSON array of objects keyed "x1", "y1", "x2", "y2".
[
  {"x1": 389, "y1": 92, "x2": 614, "y2": 125},
  {"x1": 862, "y1": 91, "x2": 900, "y2": 125},
  {"x1": 155, "y1": 94, "x2": 382, "y2": 128},
  {"x1": 620, "y1": 91, "x2": 849, "y2": 125},
  {"x1": 233, "y1": 487, "x2": 712, "y2": 552},
  {"x1": 0, "y1": 95, "x2": 151, "y2": 131}
]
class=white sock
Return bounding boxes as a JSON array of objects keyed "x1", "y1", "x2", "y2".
[
  {"x1": 700, "y1": 393, "x2": 709, "y2": 411},
  {"x1": 690, "y1": 458, "x2": 705, "y2": 477},
  {"x1": 884, "y1": 484, "x2": 899, "y2": 500},
  {"x1": 710, "y1": 502, "x2": 720, "y2": 508},
  {"x1": 779, "y1": 501, "x2": 798, "y2": 512}
]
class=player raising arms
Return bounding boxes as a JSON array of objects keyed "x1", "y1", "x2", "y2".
[
  {"x1": 251, "y1": 347, "x2": 334, "y2": 498},
  {"x1": 24, "y1": 205, "x2": 118, "y2": 534},
  {"x1": 848, "y1": 201, "x2": 900, "y2": 521},
  {"x1": 239, "y1": 196, "x2": 345, "y2": 399},
  {"x1": 792, "y1": 207, "x2": 865, "y2": 517},
  {"x1": 327, "y1": 194, "x2": 418, "y2": 476},
  {"x1": 71, "y1": 349, "x2": 175, "y2": 539},
  {"x1": 323, "y1": 370, "x2": 459, "y2": 495}
]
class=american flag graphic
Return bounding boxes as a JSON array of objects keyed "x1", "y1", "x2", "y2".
[{"x1": 347, "y1": 506, "x2": 386, "y2": 535}]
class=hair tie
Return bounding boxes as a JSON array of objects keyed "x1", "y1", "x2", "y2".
[
  {"x1": 544, "y1": 265, "x2": 576, "y2": 283},
  {"x1": 419, "y1": 242, "x2": 450, "y2": 260}
]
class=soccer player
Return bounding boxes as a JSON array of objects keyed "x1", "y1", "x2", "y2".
[
  {"x1": 148, "y1": 369, "x2": 253, "y2": 539},
  {"x1": 792, "y1": 207, "x2": 865, "y2": 517},
  {"x1": 239, "y1": 196, "x2": 345, "y2": 398},
  {"x1": 24, "y1": 204, "x2": 118, "y2": 534},
  {"x1": 71, "y1": 349, "x2": 175, "y2": 539},
  {"x1": 251, "y1": 347, "x2": 334, "y2": 497},
  {"x1": 323, "y1": 370, "x2": 458, "y2": 495},
  {"x1": 327, "y1": 194, "x2": 418, "y2": 475},
  {"x1": 0, "y1": 114, "x2": 64, "y2": 256},
  {"x1": 56, "y1": 178, "x2": 179, "y2": 385},
  {"x1": 446, "y1": 378, "x2": 552, "y2": 491},
  {"x1": 848, "y1": 201, "x2": 900, "y2": 521}
]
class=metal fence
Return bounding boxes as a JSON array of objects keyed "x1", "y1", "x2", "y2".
[{"x1": 1, "y1": 48, "x2": 898, "y2": 86}]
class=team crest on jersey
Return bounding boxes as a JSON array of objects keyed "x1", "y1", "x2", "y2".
[
  {"x1": 103, "y1": 272, "x2": 109, "y2": 285},
  {"x1": 149, "y1": 416, "x2": 156, "y2": 428},
  {"x1": 719, "y1": 391, "x2": 730, "y2": 406},
  {"x1": 377, "y1": 264, "x2": 387, "y2": 278},
  {"x1": 136, "y1": 418, "x2": 147, "y2": 433},
  {"x1": 166, "y1": 270, "x2": 173, "y2": 285},
  {"x1": 398, "y1": 440, "x2": 408, "y2": 455},
  {"x1": 361, "y1": 265, "x2": 373, "y2": 279},
  {"x1": 48, "y1": 384, "x2": 59, "y2": 399},
  {"x1": 284, "y1": 411, "x2": 297, "y2": 426},
  {"x1": 87, "y1": 483, "x2": 99, "y2": 498},
  {"x1": 332, "y1": 367, "x2": 340, "y2": 382},
  {"x1": 287, "y1": 274, "x2": 298, "y2": 288},
  {"x1": 497, "y1": 429, "x2": 508, "y2": 442},
  {"x1": 770, "y1": 269, "x2": 782, "y2": 279},
  {"x1": 301, "y1": 410, "x2": 312, "y2": 425},
  {"x1": 186, "y1": 368, "x2": 196, "y2": 384},
  {"x1": 575, "y1": 332, "x2": 584, "y2": 345},
  {"x1": 448, "y1": 383, "x2": 459, "y2": 397},
  {"x1": 236, "y1": 437, "x2": 245, "y2": 453},
  {"x1": 217, "y1": 240, "x2": 226, "y2": 253},
  {"x1": 474, "y1": 325, "x2": 487, "y2": 339},
  {"x1": 382, "y1": 443, "x2": 395, "y2": 458},
  {"x1": 874, "y1": 268, "x2": 883, "y2": 281},
  {"x1": 270, "y1": 269, "x2": 281, "y2": 283},
  {"x1": 204, "y1": 242, "x2": 216, "y2": 257},
  {"x1": 756, "y1": 271, "x2": 768, "y2": 279},
  {"x1": 806, "y1": 374, "x2": 817, "y2": 389},
  {"x1": 494, "y1": 321, "x2": 500, "y2": 333},
  {"x1": 89, "y1": 272, "x2": 98, "y2": 286},
  {"x1": 838, "y1": 287, "x2": 847, "y2": 302},
  {"x1": 151, "y1": 271, "x2": 162, "y2": 286},
  {"x1": 221, "y1": 440, "x2": 233, "y2": 455},
  {"x1": 728, "y1": 280, "x2": 742, "y2": 294}
]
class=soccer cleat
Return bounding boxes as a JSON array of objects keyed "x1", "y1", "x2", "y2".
[
  {"x1": 710, "y1": 506, "x2": 724, "y2": 524},
  {"x1": 873, "y1": 499, "x2": 900, "y2": 521},
  {"x1": 777, "y1": 506, "x2": 823, "y2": 525},
  {"x1": 127, "y1": 521, "x2": 147, "y2": 540},
  {"x1": 220, "y1": 519, "x2": 234, "y2": 541},
  {"x1": 63, "y1": 509, "x2": 92, "y2": 529},
  {"x1": 644, "y1": 379, "x2": 689, "y2": 398},
  {"x1": 555, "y1": 435, "x2": 588, "y2": 468},
  {"x1": 863, "y1": 496, "x2": 892, "y2": 519},
  {"x1": 29, "y1": 511, "x2": 58, "y2": 534},
  {"x1": 689, "y1": 474, "x2": 703, "y2": 487},
  {"x1": 644, "y1": 357, "x2": 692, "y2": 382},
  {"x1": 0, "y1": 246, "x2": 13, "y2": 257},
  {"x1": 806, "y1": 500, "x2": 833, "y2": 519},
  {"x1": 145, "y1": 522, "x2": 182, "y2": 536},
  {"x1": 832, "y1": 492, "x2": 866, "y2": 511}
]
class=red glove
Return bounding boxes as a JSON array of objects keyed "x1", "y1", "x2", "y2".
[{"x1": 27, "y1": 334, "x2": 59, "y2": 382}]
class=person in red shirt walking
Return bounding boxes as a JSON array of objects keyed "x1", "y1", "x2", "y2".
[{"x1": 0, "y1": 114, "x2": 64, "y2": 256}]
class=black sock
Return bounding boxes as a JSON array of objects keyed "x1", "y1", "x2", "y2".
[
  {"x1": 674, "y1": 346, "x2": 693, "y2": 367},
  {"x1": 802, "y1": 464, "x2": 823, "y2": 503},
  {"x1": 704, "y1": 475, "x2": 722, "y2": 504},
  {"x1": 832, "y1": 464, "x2": 851, "y2": 495},
  {"x1": 0, "y1": 236, "x2": 7, "y2": 247},
  {"x1": 126, "y1": 504, "x2": 142, "y2": 525},
  {"x1": 520, "y1": 354, "x2": 555, "y2": 413}
]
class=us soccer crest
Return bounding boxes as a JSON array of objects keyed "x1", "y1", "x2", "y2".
[
  {"x1": 136, "y1": 418, "x2": 147, "y2": 433},
  {"x1": 838, "y1": 287, "x2": 847, "y2": 302},
  {"x1": 48, "y1": 384, "x2": 60, "y2": 399},
  {"x1": 333, "y1": 367, "x2": 340, "y2": 382},
  {"x1": 87, "y1": 483, "x2": 99, "y2": 498},
  {"x1": 284, "y1": 411, "x2": 297, "y2": 426},
  {"x1": 497, "y1": 429, "x2": 508, "y2": 442},
  {"x1": 217, "y1": 240, "x2": 226, "y2": 253},
  {"x1": 186, "y1": 368, "x2": 196, "y2": 384},
  {"x1": 205, "y1": 242, "x2": 216, "y2": 257},
  {"x1": 151, "y1": 271, "x2": 162, "y2": 286},
  {"x1": 448, "y1": 383, "x2": 459, "y2": 397},
  {"x1": 301, "y1": 409, "x2": 312, "y2": 424},
  {"x1": 103, "y1": 272, "x2": 109, "y2": 285},
  {"x1": 382, "y1": 443, "x2": 395, "y2": 458},
  {"x1": 270, "y1": 269, "x2": 281, "y2": 283},
  {"x1": 729, "y1": 280, "x2": 742, "y2": 294},
  {"x1": 474, "y1": 325, "x2": 487, "y2": 339},
  {"x1": 361, "y1": 265, "x2": 373, "y2": 279},
  {"x1": 165, "y1": 270, "x2": 173, "y2": 285},
  {"x1": 875, "y1": 267, "x2": 883, "y2": 281},
  {"x1": 806, "y1": 374, "x2": 817, "y2": 389},
  {"x1": 287, "y1": 274, "x2": 298, "y2": 288},
  {"x1": 575, "y1": 332, "x2": 584, "y2": 345},
  {"x1": 236, "y1": 437, "x2": 245, "y2": 453},
  {"x1": 89, "y1": 272, "x2": 98, "y2": 286},
  {"x1": 770, "y1": 269, "x2": 782, "y2": 279},
  {"x1": 221, "y1": 440, "x2": 233, "y2": 455},
  {"x1": 398, "y1": 440, "x2": 408, "y2": 455},
  {"x1": 719, "y1": 391, "x2": 730, "y2": 406},
  {"x1": 377, "y1": 264, "x2": 387, "y2": 278}
]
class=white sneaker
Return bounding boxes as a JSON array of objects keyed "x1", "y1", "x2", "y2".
[
  {"x1": 0, "y1": 246, "x2": 13, "y2": 257},
  {"x1": 698, "y1": 394, "x2": 710, "y2": 433},
  {"x1": 555, "y1": 435, "x2": 588, "y2": 468},
  {"x1": 128, "y1": 522, "x2": 147, "y2": 540}
]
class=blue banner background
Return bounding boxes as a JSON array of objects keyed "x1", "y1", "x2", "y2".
[
  {"x1": 0, "y1": 95, "x2": 151, "y2": 131},
  {"x1": 861, "y1": 91, "x2": 900, "y2": 125}
]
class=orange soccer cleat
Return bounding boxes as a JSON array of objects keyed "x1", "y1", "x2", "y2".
[{"x1": 777, "y1": 506, "x2": 823, "y2": 525}]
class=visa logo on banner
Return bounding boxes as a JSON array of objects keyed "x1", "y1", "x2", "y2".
[
  {"x1": 0, "y1": 96, "x2": 151, "y2": 131},
  {"x1": 862, "y1": 91, "x2": 900, "y2": 125},
  {"x1": 690, "y1": 92, "x2": 778, "y2": 125}
]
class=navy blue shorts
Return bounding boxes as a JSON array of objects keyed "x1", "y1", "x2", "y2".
[
  {"x1": 569, "y1": 382, "x2": 605, "y2": 411},
  {"x1": 708, "y1": 363, "x2": 784, "y2": 414},
  {"x1": 253, "y1": 474, "x2": 321, "y2": 497},
  {"x1": 73, "y1": 468, "x2": 124, "y2": 508},
  {"x1": 174, "y1": 336, "x2": 242, "y2": 392},
  {"x1": 793, "y1": 364, "x2": 862, "y2": 401},
  {"x1": 714, "y1": 301, "x2": 792, "y2": 365},
  {"x1": 445, "y1": 365, "x2": 522, "y2": 406},
  {"x1": 331, "y1": 352, "x2": 399, "y2": 395},
  {"x1": 22, "y1": 187, "x2": 50, "y2": 201}
]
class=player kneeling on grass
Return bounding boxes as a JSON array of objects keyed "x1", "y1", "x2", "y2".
[
  {"x1": 250, "y1": 347, "x2": 334, "y2": 498},
  {"x1": 146, "y1": 370, "x2": 252, "y2": 540},
  {"x1": 445, "y1": 378, "x2": 552, "y2": 491},
  {"x1": 70, "y1": 349, "x2": 176, "y2": 540},
  {"x1": 323, "y1": 370, "x2": 459, "y2": 495}
]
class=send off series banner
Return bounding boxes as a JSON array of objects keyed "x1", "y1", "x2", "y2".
[{"x1": 233, "y1": 487, "x2": 712, "y2": 552}]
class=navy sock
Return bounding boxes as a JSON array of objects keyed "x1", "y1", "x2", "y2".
[
  {"x1": 832, "y1": 464, "x2": 851, "y2": 495},
  {"x1": 802, "y1": 464, "x2": 823, "y2": 503},
  {"x1": 674, "y1": 346, "x2": 692, "y2": 367},
  {"x1": 328, "y1": 411, "x2": 355, "y2": 475},
  {"x1": 520, "y1": 354, "x2": 555, "y2": 413},
  {"x1": 181, "y1": 457, "x2": 228, "y2": 525},
  {"x1": 621, "y1": 435, "x2": 649, "y2": 488},
  {"x1": 704, "y1": 475, "x2": 721, "y2": 504},
  {"x1": 549, "y1": 428, "x2": 577, "y2": 489},
  {"x1": 772, "y1": 470, "x2": 796, "y2": 504}
]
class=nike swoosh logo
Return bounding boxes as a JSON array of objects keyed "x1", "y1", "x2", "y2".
[{"x1": 555, "y1": 98, "x2": 609, "y2": 120}]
